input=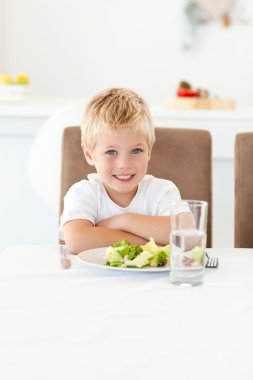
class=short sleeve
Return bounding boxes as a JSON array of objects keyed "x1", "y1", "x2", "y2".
[
  {"x1": 156, "y1": 184, "x2": 182, "y2": 216},
  {"x1": 58, "y1": 180, "x2": 98, "y2": 239}
]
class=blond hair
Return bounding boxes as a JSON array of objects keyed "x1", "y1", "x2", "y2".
[{"x1": 81, "y1": 88, "x2": 155, "y2": 151}]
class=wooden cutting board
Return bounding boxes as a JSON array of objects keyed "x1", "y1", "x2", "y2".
[{"x1": 165, "y1": 97, "x2": 235, "y2": 110}]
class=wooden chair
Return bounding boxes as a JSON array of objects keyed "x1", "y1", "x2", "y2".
[
  {"x1": 59, "y1": 127, "x2": 212, "y2": 247},
  {"x1": 235, "y1": 132, "x2": 253, "y2": 247}
]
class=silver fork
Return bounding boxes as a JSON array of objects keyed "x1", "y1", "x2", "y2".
[
  {"x1": 59, "y1": 245, "x2": 71, "y2": 269},
  {"x1": 205, "y1": 252, "x2": 219, "y2": 268}
]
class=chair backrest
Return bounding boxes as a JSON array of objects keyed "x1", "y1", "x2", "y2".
[
  {"x1": 59, "y1": 126, "x2": 212, "y2": 247},
  {"x1": 235, "y1": 132, "x2": 253, "y2": 248}
]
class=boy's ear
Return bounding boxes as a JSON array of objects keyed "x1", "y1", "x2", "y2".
[{"x1": 81, "y1": 144, "x2": 95, "y2": 166}]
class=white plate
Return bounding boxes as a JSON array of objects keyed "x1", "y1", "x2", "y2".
[{"x1": 77, "y1": 247, "x2": 170, "y2": 272}]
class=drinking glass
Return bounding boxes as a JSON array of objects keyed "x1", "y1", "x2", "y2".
[{"x1": 169, "y1": 200, "x2": 208, "y2": 286}]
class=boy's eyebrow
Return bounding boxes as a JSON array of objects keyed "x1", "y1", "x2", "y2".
[
  {"x1": 130, "y1": 143, "x2": 147, "y2": 148},
  {"x1": 103, "y1": 145, "x2": 117, "y2": 149},
  {"x1": 103, "y1": 142, "x2": 146, "y2": 149}
]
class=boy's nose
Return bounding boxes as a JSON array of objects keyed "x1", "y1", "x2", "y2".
[{"x1": 116, "y1": 154, "x2": 131, "y2": 169}]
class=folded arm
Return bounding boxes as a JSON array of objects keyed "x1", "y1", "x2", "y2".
[
  {"x1": 63, "y1": 212, "x2": 195, "y2": 254},
  {"x1": 96, "y1": 212, "x2": 195, "y2": 246},
  {"x1": 63, "y1": 219, "x2": 148, "y2": 254}
]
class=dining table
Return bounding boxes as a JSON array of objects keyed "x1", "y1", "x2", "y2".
[{"x1": 0, "y1": 245, "x2": 253, "y2": 380}]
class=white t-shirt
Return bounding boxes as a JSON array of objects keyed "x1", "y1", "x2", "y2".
[{"x1": 59, "y1": 173, "x2": 182, "y2": 240}]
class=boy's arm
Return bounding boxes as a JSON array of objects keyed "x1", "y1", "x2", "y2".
[
  {"x1": 63, "y1": 220, "x2": 148, "y2": 254},
  {"x1": 97, "y1": 212, "x2": 195, "y2": 246}
]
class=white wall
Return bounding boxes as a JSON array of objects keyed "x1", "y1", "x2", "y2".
[
  {"x1": 1, "y1": 0, "x2": 253, "y2": 105},
  {"x1": 0, "y1": 0, "x2": 4, "y2": 72}
]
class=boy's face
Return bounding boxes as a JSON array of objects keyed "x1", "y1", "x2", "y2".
[{"x1": 82, "y1": 128, "x2": 150, "y2": 206}]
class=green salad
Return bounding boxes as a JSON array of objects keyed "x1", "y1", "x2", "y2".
[{"x1": 105, "y1": 238, "x2": 170, "y2": 268}]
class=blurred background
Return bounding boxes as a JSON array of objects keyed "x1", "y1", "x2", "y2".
[
  {"x1": 1, "y1": 0, "x2": 253, "y2": 104},
  {"x1": 0, "y1": 0, "x2": 253, "y2": 251}
]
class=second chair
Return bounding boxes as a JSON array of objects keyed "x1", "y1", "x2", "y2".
[{"x1": 235, "y1": 132, "x2": 253, "y2": 248}]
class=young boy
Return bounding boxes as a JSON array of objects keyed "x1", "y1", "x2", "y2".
[{"x1": 59, "y1": 88, "x2": 191, "y2": 254}]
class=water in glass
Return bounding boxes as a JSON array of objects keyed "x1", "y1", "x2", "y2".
[{"x1": 170, "y1": 229, "x2": 206, "y2": 286}]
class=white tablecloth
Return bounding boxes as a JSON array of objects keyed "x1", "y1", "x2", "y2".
[{"x1": 0, "y1": 246, "x2": 253, "y2": 380}]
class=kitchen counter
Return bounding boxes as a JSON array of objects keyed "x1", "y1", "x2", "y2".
[
  {"x1": 1, "y1": 98, "x2": 253, "y2": 158},
  {"x1": 150, "y1": 105, "x2": 253, "y2": 159},
  {"x1": 151, "y1": 105, "x2": 253, "y2": 121},
  {"x1": 0, "y1": 97, "x2": 81, "y2": 135},
  {"x1": 0, "y1": 97, "x2": 77, "y2": 117},
  {"x1": 1, "y1": 98, "x2": 253, "y2": 120}
]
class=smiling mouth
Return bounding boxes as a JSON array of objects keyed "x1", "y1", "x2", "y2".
[{"x1": 113, "y1": 174, "x2": 135, "y2": 181}]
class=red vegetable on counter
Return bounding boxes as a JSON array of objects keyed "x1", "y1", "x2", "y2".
[{"x1": 177, "y1": 88, "x2": 199, "y2": 97}]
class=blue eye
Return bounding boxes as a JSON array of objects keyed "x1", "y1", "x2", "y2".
[
  {"x1": 106, "y1": 150, "x2": 117, "y2": 156},
  {"x1": 131, "y1": 148, "x2": 142, "y2": 155}
]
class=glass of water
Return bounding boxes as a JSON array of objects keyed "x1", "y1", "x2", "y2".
[{"x1": 169, "y1": 200, "x2": 208, "y2": 286}]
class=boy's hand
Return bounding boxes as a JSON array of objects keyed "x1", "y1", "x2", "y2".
[{"x1": 96, "y1": 214, "x2": 125, "y2": 230}]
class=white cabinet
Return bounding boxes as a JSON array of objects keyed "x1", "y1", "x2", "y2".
[
  {"x1": 0, "y1": 127, "x2": 57, "y2": 249},
  {"x1": 0, "y1": 99, "x2": 71, "y2": 252},
  {"x1": 1, "y1": 99, "x2": 253, "y2": 251}
]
